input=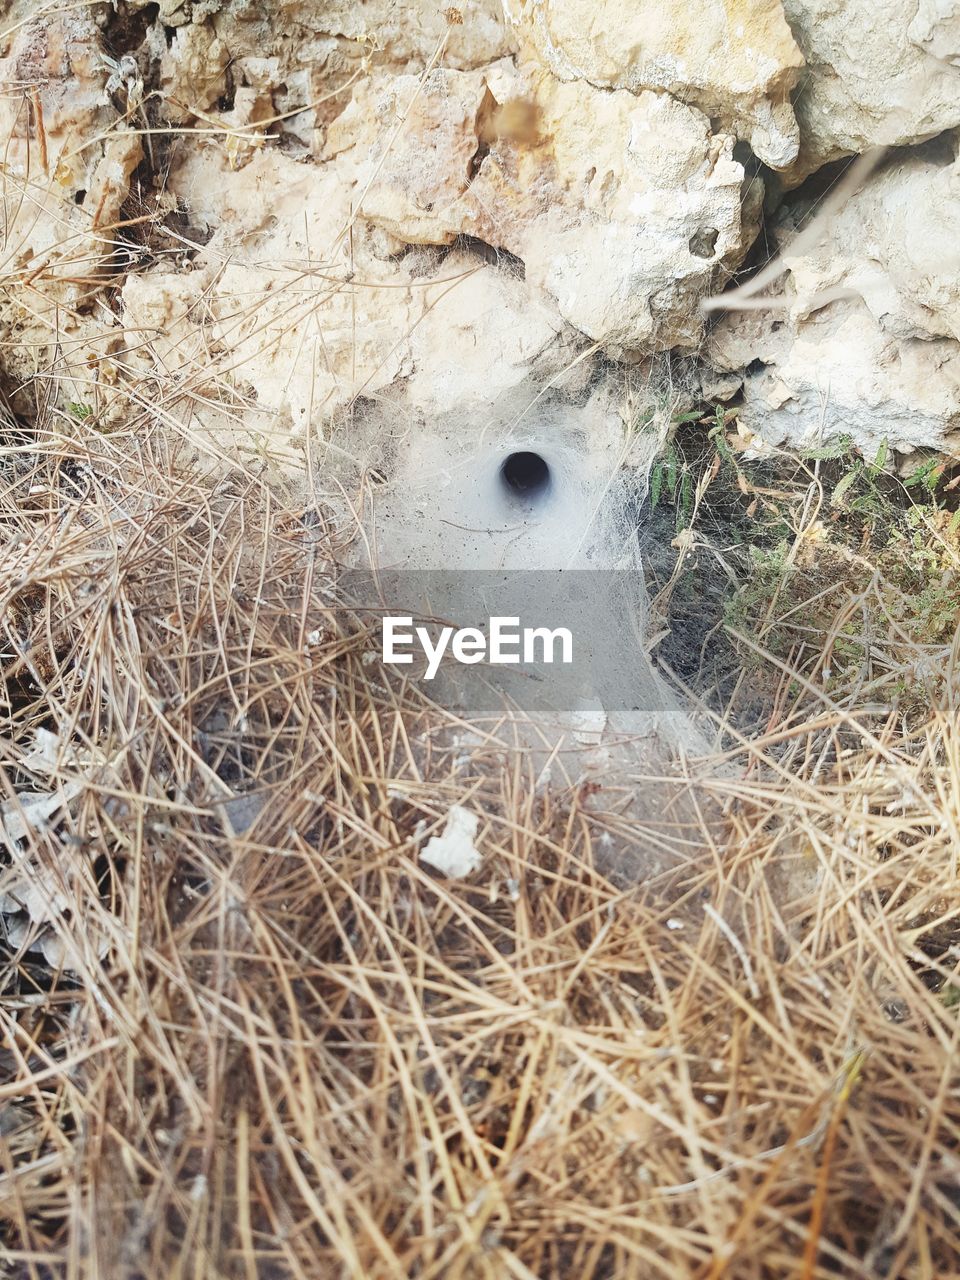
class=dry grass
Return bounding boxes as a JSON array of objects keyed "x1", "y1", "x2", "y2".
[
  {"x1": 1, "y1": 392, "x2": 959, "y2": 1280},
  {"x1": 1, "y1": 18, "x2": 959, "y2": 1278}
]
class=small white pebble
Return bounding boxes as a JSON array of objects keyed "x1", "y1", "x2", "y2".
[
  {"x1": 666, "y1": 917, "x2": 684, "y2": 930},
  {"x1": 420, "y1": 805, "x2": 481, "y2": 877}
]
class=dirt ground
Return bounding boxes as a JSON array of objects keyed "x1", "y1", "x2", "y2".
[{"x1": 3, "y1": 3, "x2": 960, "y2": 1278}]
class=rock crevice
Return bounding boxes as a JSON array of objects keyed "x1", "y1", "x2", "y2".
[{"x1": 2, "y1": 0, "x2": 959, "y2": 461}]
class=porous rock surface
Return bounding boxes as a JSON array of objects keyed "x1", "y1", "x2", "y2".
[
  {"x1": 502, "y1": 0, "x2": 805, "y2": 170},
  {"x1": 322, "y1": 61, "x2": 758, "y2": 349},
  {"x1": 1, "y1": 0, "x2": 959, "y2": 460},
  {"x1": 0, "y1": 7, "x2": 145, "y2": 423},
  {"x1": 783, "y1": 0, "x2": 960, "y2": 179},
  {"x1": 708, "y1": 147, "x2": 960, "y2": 455}
]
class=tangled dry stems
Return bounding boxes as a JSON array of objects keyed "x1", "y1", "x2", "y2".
[
  {"x1": 0, "y1": 34, "x2": 959, "y2": 1280},
  {"x1": 0, "y1": 395, "x2": 959, "y2": 1280}
]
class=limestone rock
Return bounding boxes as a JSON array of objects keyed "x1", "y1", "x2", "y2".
[
  {"x1": 277, "y1": 0, "x2": 513, "y2": 72},
  {"x1": 0, "y1": 10, "x2": 142, "y2": 406},
  {"x1": 0, "y1": 8, "x2": 141, "y2": 209},
  {"x1": 909, "y1": 0, "x2": 960, "y2": 65},
  {"x1": 123, "y1": 0, "x2": 229, "y2": 22},
  {"x1": 15, "y1": 0, "x2": 957, "y2": 471},
  {"x1": 323, "y1": 66, "x2": 491, "y2": 245},
  {"x1": 705, "y1": 148, "x2": 960, "y2": 456},
  {"x1": 121, "y1": 269, "x2": 210, "y2": 369},
  {"x1": 502, "y1": 0, "x2": 804, "y2": 169},
  {"x1": 129, "y1": 146, "x2": 579, "y2": 460},
  {"x1": 159, "y1": 23, "x2": 230, "y2": 124},
  {"x1": 420, "y1": 806, "x2": 482, "y2": 877},
  {"x1": 783, "y1": 0, "x2": 960, "y2": 178},
  {"x1": 120, "y1": 2, "x2": 511, "y2": 154},
  {"x1": 709, "y1": 303, "x2": 960, "y2": 456},
  {"x1": 323, "y1": 64, "x2": 760, "y2": 352},
  {"x1": 86, "y1": 133, "x2": 144, "y2": 232},
  {"x1": 778, "y1": 150, "x2": 960, "y2": 344}
]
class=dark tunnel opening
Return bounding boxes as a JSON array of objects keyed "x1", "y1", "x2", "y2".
[{"x1": 500, "y1": 451, "x2": 551, "y2": 501}]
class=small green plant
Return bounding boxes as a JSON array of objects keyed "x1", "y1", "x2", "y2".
[
  {"x1": 723, "y1": 540, "x2": 793, "y2": 644},
  {"x1": 650, "y1": 412, "x2": 960, "y2": 710},
  {"x1": 631, "y1": 405, "x2": 656, "y2": 434},
  {"x1": 707, "y1": 404, "x2": 737, "y2": 466},
  {"x1": 675, "y1": 466, "x2": 694, "y2": 533},
  {"x1": 649, "y1": 441, "x2": 697, "y2": 533},
  {"x1": 68, "y1": 401, "x2": 93, "y2": 421},
  {"x1": 800, "y1": 433, "x2": 855, "y2": 461},
  {"x1": 649, "y1": 441, "x2": 680, "y2": 511},
  {"x1": 651, "y1": 405, "x2": 740, "y2": 534},
  {"x1": 827, "y1": 439, "x2": 891, "y2": 517},
  {"x1": 880, "y1": 506, "x2": 960, "y2": 643},
  {"x1": 903, "y1": 456, "x2": 946, "y2": 499}
]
